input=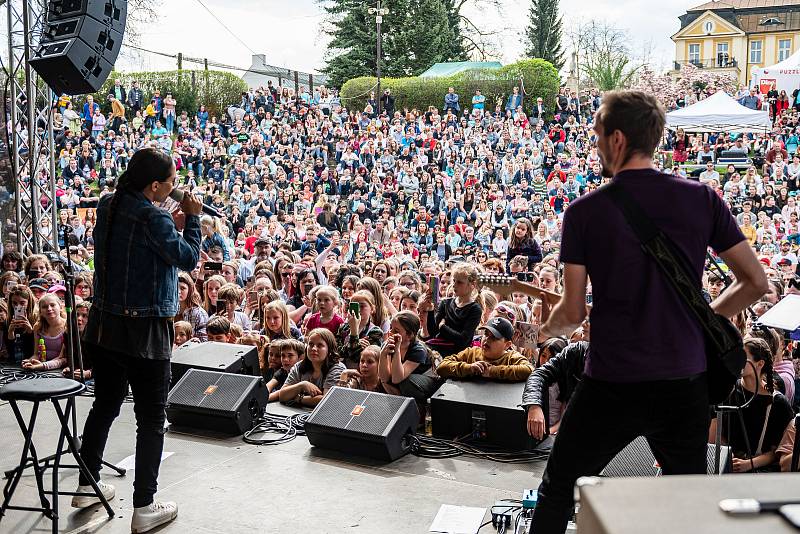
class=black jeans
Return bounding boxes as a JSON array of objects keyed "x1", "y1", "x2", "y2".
[
  {"x1": 531, "y1": 374, "x2": 710, "y2": 533},
  {"x1": 78, "y1": 343, "x2": 171, "y2": 508}
]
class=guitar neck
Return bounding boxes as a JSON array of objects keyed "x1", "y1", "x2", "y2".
[
  {"x1": 509, "y1": 280, "x2": 562, "y2": 302},
  {"x1": 479, "y1": 275, "x2": 562, "y2": 302}
]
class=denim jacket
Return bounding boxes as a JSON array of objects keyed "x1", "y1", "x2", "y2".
[{"x1": 92, "y1": 191, "x2": 201, "y2": 317}]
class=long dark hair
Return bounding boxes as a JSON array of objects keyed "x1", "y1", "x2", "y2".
[
  {"x1": 298, "y1": 328, "x2": 339, "y2": 377},
  {"x1": 101, "y1": 148, "x2": 174, "y2": 298},
  {"x1": 743, "y1": 336, "x2": 775, "y2": 395}
]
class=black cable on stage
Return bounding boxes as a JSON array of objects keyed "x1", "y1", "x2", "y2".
[
  {"x1": 242, "y1": 412, "x2": 310, "y2": 446},
  {"x1": 410, "y1": 434, "x2": 550, "y2": 463}
]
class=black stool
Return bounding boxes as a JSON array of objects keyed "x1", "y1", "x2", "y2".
[{"x1": 0, "y1": 378, "x2": 114, "y2": 533}]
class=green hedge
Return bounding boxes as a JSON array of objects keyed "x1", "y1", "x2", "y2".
[
  {"x1": 73, "y1": 70, "x2": 248, "y2": 119},
  {"x1": 340, "y1": 59, "x2": 560, "y2": 119}
]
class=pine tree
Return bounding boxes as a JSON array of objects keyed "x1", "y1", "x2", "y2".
[
  {"x1": 439, "y1": 0, "x2": 469, "y2": 62},
  {"x1": 397, "y1": 0, "x2": 459, "y2": 75},
  {"x1": 523, "y1": 0, "x2": 565, "y2": 71},
  {"x1": 322, "y1": 0, "x2": 409, "y2": 88},
  {"x1": 323, "y1": 0, "x2": 468, "y2": 87}
]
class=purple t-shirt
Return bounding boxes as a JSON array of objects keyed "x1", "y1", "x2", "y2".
[{"x1": 559, "y1": 169, "x2": 745, "y2": 382}]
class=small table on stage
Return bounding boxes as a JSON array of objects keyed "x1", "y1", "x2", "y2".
[{"x1": 577, "y1": 474, "x2": 800, "y2": 534}]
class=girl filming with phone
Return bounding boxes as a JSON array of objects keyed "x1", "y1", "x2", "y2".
[
  {"x1": 4, "y1": 285, "x2": 37, "y2": 364},
  {"x1": 336, "y1": 290, "x2": 384, "y2": 369}
]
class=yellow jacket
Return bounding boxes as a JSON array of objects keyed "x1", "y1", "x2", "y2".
[
  {"x1": 437, "y1": 346, "x2": 533, "y2": 381},
  {"x1": 111, "y1": 98, "x2": 125, "y2": 119}
]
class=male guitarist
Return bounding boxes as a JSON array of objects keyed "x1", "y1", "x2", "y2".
[{"x1": 531, "y1": 91, "x2": 768, "y2": 533}]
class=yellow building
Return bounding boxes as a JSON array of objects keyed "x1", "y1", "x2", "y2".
[{"x1": 672, "y1": 0, "x2": 800, "y2": 85}]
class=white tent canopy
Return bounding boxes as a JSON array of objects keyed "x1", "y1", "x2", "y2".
[
  {"x1": 752, "y1": 49, "x2": 800, "y2": 93},
  {"x1": 665, "y1": 90, "x2": 771, "y2": 133}
]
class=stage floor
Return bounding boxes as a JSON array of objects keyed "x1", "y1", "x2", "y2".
[{"x1": 0, "y1": 396, "x2": 546, "y2": 534}]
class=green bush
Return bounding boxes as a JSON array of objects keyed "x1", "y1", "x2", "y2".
[
  {"x1": 340, "y1": 59, "x2": 560, "y2": 119},
  {"x1": 73, "y1": 70, "x2": 247, "y2": 119}
]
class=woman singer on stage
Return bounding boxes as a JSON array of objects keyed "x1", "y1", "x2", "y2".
[{"x1": 75, "y1": 148, "x2": 202, "y2": 533}]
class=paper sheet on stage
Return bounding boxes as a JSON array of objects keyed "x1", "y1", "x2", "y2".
[
  {"x1": 115, "y1": 451, "x2": 174, "y2": 471},
  {"x1": 429, "y1": 504, "x2": 486, "y2": 534}
]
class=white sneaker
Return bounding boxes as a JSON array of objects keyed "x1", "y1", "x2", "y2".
[
  {"x1": 71, "y1": 481, "x2": 115, "y2": 508},
  {"x1": 131, "y1": 501, "x2": 178, "y2": 533}
]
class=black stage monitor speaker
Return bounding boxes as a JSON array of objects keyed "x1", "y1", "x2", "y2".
[
  {"x1": 166, "y1": 369, "x2": 267, "y2": 435},
  {"x1": 601, "y1": 436, "x2": 731, "y2": 477},
  {"x1": 170, "y1": 341, "x2": 260, "y2": 386},
  {"x1": 430, "y1": 380, "x2": 536, "y2": 451},
  {"x1": 30, "y1": 0, "x2": 126, "y2": 95},
  {"x1": 305, "y1": 387, "x2": 419, "y2": 461}
]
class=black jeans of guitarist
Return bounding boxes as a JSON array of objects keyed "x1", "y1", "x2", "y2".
[
  {"x1": 78, "y1": 344, "x2": 171, "y2": 508},
  {"x1": 531, "y1": 373, "x2": 710, "y2": 533}
]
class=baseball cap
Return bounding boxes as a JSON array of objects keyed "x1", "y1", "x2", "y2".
[
  {"x1": 28, "y1": 278, "x2": 50, "y2": 291},
  {"x1": 481, "y1": 317, "x2": 514, "y2": 341},
  {"x1": 48, "y1": 284, "x2": 67, "y2": 294}
]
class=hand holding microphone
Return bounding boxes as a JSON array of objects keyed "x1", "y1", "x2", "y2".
[{"x1": 169, "y1": 188, "x2": 218, "y2": 218}]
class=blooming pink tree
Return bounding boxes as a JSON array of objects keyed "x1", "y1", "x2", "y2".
[{"x1": 632, "y1": 64, "x2": 738, "y2": 110}]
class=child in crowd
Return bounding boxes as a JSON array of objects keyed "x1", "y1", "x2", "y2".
[
  {"x1": 505, "y1": 218, "x2": 543, "y2": 271},
  {"x1": 304, "y1": 285, "x2": 345, "y2": 336},
  {"x1": 262, "y1": 300, "x2": 303, "y2": 341},
  {"x1": 3, "y1": 285, "x2": 37, "y2": 364},
  {"x1": 63, "y1": 300, "x2": 92, "y2": 381},
  {"x1": 267, "y1": 339, "x2": 303, "y2": 402},
  {"x1": 235, "y1": 331, "x2": 268, "y2": 379},
  {"x1": 263, "y1": 340, "x2": 282, "y2": 381},
  {"x1": 420, "y1": 263, "x2": 483, "y2": 357},
  {"x1": 338, "y1": 346, "x2": 383, "y2": 392},
  {"x1": 336, "y1": 290, "x2": 384, "y2": 369},
  {"x1": 173, "y1": 321, "x2": 193, "y2": 349},
  {"x1": 216, "y1": 283, "x2": 252, "y2": 330},
  {"x1": 436, "y1": 317, "x2": 533, "y2": 381},
  {"x1": 710, "y1": 337, "x2": 794, "y2": 472},
  {"x1": 400, "y1": 290, "x2": 420, "y2": 313},
  {"x1": 378, "y1": 311, "x2": 439, "y2": 402},
  {"x1": 388, "y1": 286, "x2": 409, "y2": 313},
  {"x1": 23, "y1": 294, "x2": 67, "y2": 371},
  {"x1": 206, "y1": 316, "x2": 232, "y2": 342},
  {"x1": 279, "y1": 328, "x2": 345, "y2": 408},
  {"x1": 202, "y1": 274, "x2": 226, "y2": 316}
]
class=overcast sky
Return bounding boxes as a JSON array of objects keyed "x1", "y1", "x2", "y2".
[{"x1": 115, "y1": 0, "x2": 688, "y2": 76}]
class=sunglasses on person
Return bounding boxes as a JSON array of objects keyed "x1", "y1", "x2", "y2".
[{"x1": 494, "y1": 305, "x2": 516, "y2": 323}]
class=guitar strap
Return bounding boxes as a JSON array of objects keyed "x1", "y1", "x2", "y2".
[{"x1": 603, "y1": 181, "x2": 734, "y2": 355}]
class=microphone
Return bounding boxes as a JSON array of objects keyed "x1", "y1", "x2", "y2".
[{"x1": 169, "y1": 189, "x2": 223, "y2": 218}]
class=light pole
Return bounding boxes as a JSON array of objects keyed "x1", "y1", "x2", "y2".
[{"x1": 368, "y1": 1, "x2": 389, "y2": 115}]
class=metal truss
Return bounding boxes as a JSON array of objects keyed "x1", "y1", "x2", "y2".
[{"x1": 6, "y1": 0, "x2": 57, "y2": 254}]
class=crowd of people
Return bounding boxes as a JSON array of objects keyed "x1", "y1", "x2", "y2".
[{"x1": 3, "y1": 76, "x2": 800, "y2": 473}]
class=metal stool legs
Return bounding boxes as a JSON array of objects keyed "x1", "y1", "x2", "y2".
[
  {"x1": 1, "y1": 400, "x2": 51, "y2": 519},
  {"x1": 0, "y1": 396, "x2": 114, "y2": 534}
]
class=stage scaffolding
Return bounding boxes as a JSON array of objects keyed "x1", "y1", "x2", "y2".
[{"x1": 5, "y1": 0, "x2": 58, "y2": 255}]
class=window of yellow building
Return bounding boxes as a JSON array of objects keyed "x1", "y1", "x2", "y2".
[
  {"x1": 779, "y1": 38, "x2": 792, "y2": 62},
  {"x1": 750, "y1": 40, "x2": 763, "y2": 64},
  {"x1": 689, "y1": 43, "x2": 701, "y2": 65}
]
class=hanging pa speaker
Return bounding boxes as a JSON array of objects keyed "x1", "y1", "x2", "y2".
[
  {"x1": 304, "y1": 387, "x2": 419, "y2": 461},
  {"x1": 47, "y1": 0, "x2": 127, "y2": 33},
  {"x1": 30, "y1": 0, "x2": 126, "y2": 95}
]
